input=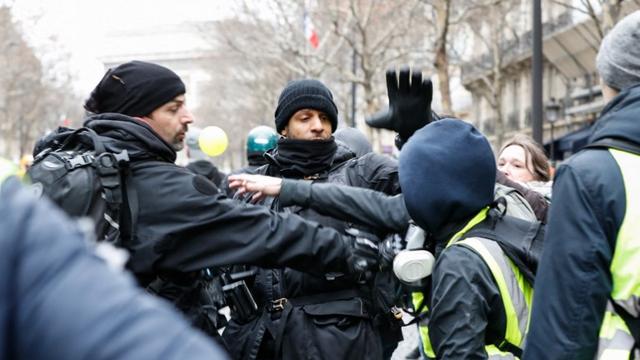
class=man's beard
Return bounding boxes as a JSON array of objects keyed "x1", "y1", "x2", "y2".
[
  {"x1": 172, "y1": 127, "x2": 187, "y2": 151},
  {"x1": 172, "y1": 140, "x2": 185, "y2": 151}
]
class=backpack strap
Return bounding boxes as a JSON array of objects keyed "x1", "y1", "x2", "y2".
[
  {"x1": 610, "y1": 298, "x2": 640, "y2": 344},
  {"x1": 75, "y1": 127, "x2": 133, "y2": 245},
  {"x1": 119, "y1": 169, "x2": 138, "y2": 244},
  {"x1": 586, "y1": 137, "x2": 640, "y2": 155},
  {"x1": 55, "y1": 127, "x2": 107, "y2": 154},
  {"x1": 462, "y1": 211, "x2": 543, "y2": 285},
  {"x1": 95, "y1": 151, "x2": 129, "y2": 243}
]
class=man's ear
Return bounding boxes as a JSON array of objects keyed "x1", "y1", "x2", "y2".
[
  {"x1": 136, "y1": 115, "x2": 153, "y2": 124},
  {"x1": 280, "y1": 127, "x2": 288, "y2": 137},
  {"x1": 600, "y1": 80, "x2": 620, "y2": 103}
]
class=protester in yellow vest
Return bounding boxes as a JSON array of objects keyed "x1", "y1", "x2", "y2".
[
  {"x1": 399, "y1": 119, "x2": 538, "y2": 358},
  {"x1": 524, "y1": 10, "x2": 640, "y2": 360}
]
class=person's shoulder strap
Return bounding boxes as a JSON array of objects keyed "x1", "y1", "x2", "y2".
[
  {"x1": 586, "y1": 137, "x2": 640, "y2": 156},
  {"x1": 610, "y1": 299, "x2": 640, "y2": 343},
  {"x1": 119, "y1": 169, "x2": 138, "y2": 245}
]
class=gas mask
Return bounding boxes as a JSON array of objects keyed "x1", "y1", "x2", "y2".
[{"x1": 392, "y1": 224, "x2": 435, "y2": 285}]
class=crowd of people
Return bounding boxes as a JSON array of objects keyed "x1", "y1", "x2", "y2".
[{"x1": 1, "y1": 9, "x2": 639, "y2": 360}]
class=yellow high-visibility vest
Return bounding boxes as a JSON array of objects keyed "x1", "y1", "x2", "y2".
[
  {"x1": 0, "y1": 157, "x2": 19, "y2": 186},
  {"x1": 597, "y1": 148, "x2": 640, "y2": 360},
  {"x1": 414, "y1": 208, "x2": 533, "y2": 359}
]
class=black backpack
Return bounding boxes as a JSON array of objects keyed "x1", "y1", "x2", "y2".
[
  {"x1": 461, "y1": 203, "x2": 546, "y2": 286},
  {"x1": 27, "y1": 127, "x2": 136, "y2": 244},
  {"x1": 28, "y1": 127, "x2": 231, "y2": 337}
]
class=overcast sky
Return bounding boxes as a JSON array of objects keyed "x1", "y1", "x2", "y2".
[{"x1": 9, "y1": 0, "x2": 234, "y2": 94}]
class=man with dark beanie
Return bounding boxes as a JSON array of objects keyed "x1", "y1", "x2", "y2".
[
  {"x1": 400, "y1": 119, "x2": 537, "y2": 359},
  {"x1": 225, "y1": 79, "x2": 401, "y2": 360},
  {"x1": 84, "y1": 60, "x2": 193, "y2": 152},
  {"x1": 30, "y1": 61, "x2": 383, "y2": 348},
  {"x1": 524, "y1": 11, "x2": 640, "y2": 359}
]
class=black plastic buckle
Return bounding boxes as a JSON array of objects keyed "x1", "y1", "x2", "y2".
[
  {"x1": 95, "y1": 150, "x2": 130, "y2": 176},
  {"x1": 65, "y1": 153, "x2": 94, "y2": 170},
  {"x1": 96, "y1": 153, "x2": 118, "y2": 175}
]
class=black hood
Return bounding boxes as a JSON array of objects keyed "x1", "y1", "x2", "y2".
[
  {"x1": 83, "y1": 113, "x2": 176, "y2": 162},
  {"x1": 332, "y1": 140, "x2": 357, "y2": 166},
  {"x1": 334, "y1": 127, "x2": 372, "y2": 158},
  {"x1": 590, "y1": 83, "x2": 640, "y2": 146}
]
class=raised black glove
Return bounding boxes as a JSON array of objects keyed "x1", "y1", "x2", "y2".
[
  {"x1": 344, "y1": 228, "x2": 380, "y2": 279},
  {"x1": 366, "y1": 67, "x2": 434, "y2": 147}
]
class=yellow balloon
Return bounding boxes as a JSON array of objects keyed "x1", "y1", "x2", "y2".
[{"x1": 198, "y1": 126, "x2": 228, "y2": 156}]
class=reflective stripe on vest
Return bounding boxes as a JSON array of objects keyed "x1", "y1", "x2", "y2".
[
  {"x1": 455, "y1": 237, "x2": 533, "y2": 351},
  {"x1": 412, "y1": 292, "x2": 436, "y2": 359},
  {"x1": 597, "y1": 148, "x2": 640, "y2": 358},
  {"x1": 486, "y1": 345, "x2": 519, "y2": 359},
  {"x1": 597, "y1": 302, "x2": 635, "y2": 359},
  {"x1": 609, "y1": 149, "x2": 640, "y2": 315}
]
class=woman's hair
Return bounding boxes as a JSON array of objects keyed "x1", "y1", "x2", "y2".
[{"x1": 499, "y1": 134, "x2": 551, "y2": 182}]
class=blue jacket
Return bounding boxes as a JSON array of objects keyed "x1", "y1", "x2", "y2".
[
  {"x1": 524, "y1": 84, "x2": 640, "y2": 359},
  {"x1": 0, "y1": 177, "x2": 227, "y2": 360}
]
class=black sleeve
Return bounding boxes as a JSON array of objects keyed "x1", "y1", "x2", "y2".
[
  {"x1": 279, "y1": 179, "x2": 410, "y2": 234},
  {"x1": 343, "y1": 153, "x2": 400, "y2": 195},
  {"x1": 129, "y1": 166, "x2": 351, "y2": 276},
  {"x1": 429, "y1": 245, "x2": 504, "y2": 359},
  {"x1": 523, "y1": 150, "x2": 624, "y2": 359}
]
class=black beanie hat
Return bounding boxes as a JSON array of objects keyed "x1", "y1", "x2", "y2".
[
  {"x1": 399, "y1": 118, "x2": 496, "y2": 235},
  {"x1": 84, "y1": 60, "x2": 186, "y2": 117},
  {"x1": 274, "y1": 79, "x2": 339, "y2": 133}
]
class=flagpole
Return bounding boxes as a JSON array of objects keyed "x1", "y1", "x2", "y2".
[
  {"x1": 303, "y1": 0, "x2": 310, "y2": 75},
  {"x1": 351, "y1": 49, "x2": 357, "y2": 127}
]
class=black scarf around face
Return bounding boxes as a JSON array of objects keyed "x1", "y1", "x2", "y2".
[{"x1": 273, "y1": 137, "x2": 337, "y2": 178}]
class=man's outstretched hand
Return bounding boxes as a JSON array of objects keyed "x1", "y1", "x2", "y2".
[
  {"x1": 228, "y1": 173, "x2": 283, "y2": 203},
  {"x1": 366, "y1": 68, "x2": 433, "y2": 147}
]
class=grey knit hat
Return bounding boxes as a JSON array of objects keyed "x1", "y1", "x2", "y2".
[{"x1": 596, "y1": 11, "x2": 640, "y2": 91}]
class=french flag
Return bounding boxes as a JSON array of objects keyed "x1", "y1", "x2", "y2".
[{"x1": 304, "y1": 10, "x2": 319, "y2": 49}]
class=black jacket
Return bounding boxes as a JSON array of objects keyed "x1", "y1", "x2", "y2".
[
  {"x1": 223, "y1": 142, "x2": 400, "y2": 360},
  {"x1": 524, "y1": 84, "x2": 640, "y2": 359},
  {"x1": 81, "y1": 114, "x2": 358, "y2": 331}
]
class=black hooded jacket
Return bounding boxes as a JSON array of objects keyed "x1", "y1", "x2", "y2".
[{"x1": 80, "y1": 114, "x2": 356, "y2": 295}]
